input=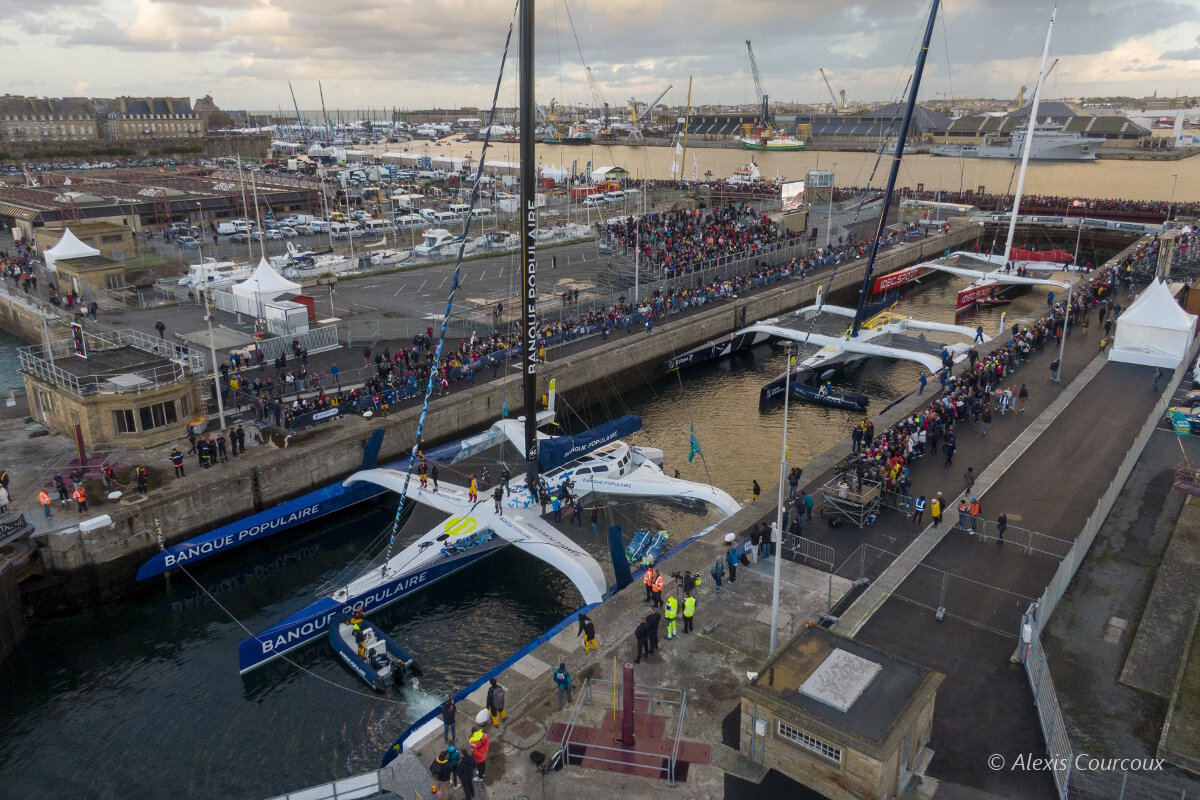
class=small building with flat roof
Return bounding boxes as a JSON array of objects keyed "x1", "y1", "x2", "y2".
[
  {"x1": 740, "y1": 625, "x2": 942, "y2": 800},
  {"x1": 19, "y1": 328, "x2": 203, "y2": 447}
]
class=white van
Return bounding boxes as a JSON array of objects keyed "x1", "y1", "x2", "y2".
[
  {"x1": 426, "y1": 211, "x2": 460, "y2": 227},
  {"x1": 468, "y1": 208, "x2": 496, "y2": 223},
  {"x1": 604, "y1": 191, "x2": 626, "y2": 204},
  {"x1": 583, "y1": 195, "x2": 606, "y2": 208},
  {"x1": 394, "y1": 214, "x2": 425, "y2": 229},
  {"x1": 363, "y1": 219, "x2": 388, "y2": 234},
  {"x1": 445, "y1": 203, "x2": 471, "y2": 218},
  {"x1": 217, "y1": 222, "x2": 237, "y2": 235}
]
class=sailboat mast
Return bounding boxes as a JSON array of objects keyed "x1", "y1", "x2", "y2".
[
  {"x1": 1000, "y1": 6, "x2": 1056, "y2": 266},
  {"x1": 851, "y1": 0, "x2": 940, "y2": 336},
  {"x1": 519, "y1": 0, "x2": 540, "y2": 484}
]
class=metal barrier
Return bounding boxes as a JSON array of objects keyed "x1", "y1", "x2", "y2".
[
  {"x1": 784, "y1": 533, "x2": 835, "y2": 571},
  {"x1": 253, "y1": 324, "x2": 341, "y2": 361}
]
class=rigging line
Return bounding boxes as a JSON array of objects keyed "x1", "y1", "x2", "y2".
[
  {"x1": 380, "y1": 0, "x2": 521, "y2": 566},
  {"x1": 662, "y1": 324, "x2": 716, "y2": 489},
  {"x1": 939, "y1": 1, "x2": 955, "y2": 105},
  {"x1": 171, "y1": 560, "x2": 406, "y2": 706}
]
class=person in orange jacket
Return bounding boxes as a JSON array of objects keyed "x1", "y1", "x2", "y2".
[
  {"x1": 72, "y1": 485, "x2": 87, "y2": 514},
  {"x1": 39, "y1": 488, "x2": 52, "y2": 519},
  {"x1": 469, "y1": 727, "x2": 490, "y2": 781}
]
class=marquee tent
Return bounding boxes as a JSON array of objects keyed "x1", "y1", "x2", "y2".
[
  {"x1": 234, "y1": 258, "x2": 301, "y2": 305},
  {"x1": 43, "y1": 228, "x2": 100, "y2": 272},
  {"x1": 1109, "y1": 278, "x2": 1197, "y2": 369}
]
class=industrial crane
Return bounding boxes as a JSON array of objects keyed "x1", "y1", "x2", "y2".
[
  {"x1": 627, "y1": 84, "x2": 672, "y2": 141},
  {"x1": 819, "y1": 68, "x2": 851, "y2": 114},
  {"x1": 746, "y1": 40, "x2": 771, "y2": 133}
]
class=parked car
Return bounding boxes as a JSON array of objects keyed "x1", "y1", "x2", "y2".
[
  {"x1": 264, "y1": 229, "x2": 283, "y2": 240},
  {"x1": 229, "y1": 233, "x2": 250, "y2": 244},
  {"x1": 176, "y1": 235, "x2": 199, "y2": 249},
  {"x1": 279, "y1": 226, "x2": 298, "y2": 238}
]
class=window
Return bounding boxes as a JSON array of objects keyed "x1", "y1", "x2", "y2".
[
  {"x1": 777, "y1": 721, "x2": 842, "y2": 764},
  {"x1": 138, "y1": 400, "x2": 177, "y2": 431},
  {"x1": 37, "y1": 389, "x2": 54, "y2": 418},
  {"x1": 113, "y1": 408, "x2": 136, "y2": 434}
]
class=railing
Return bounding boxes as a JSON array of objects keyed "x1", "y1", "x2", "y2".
[
  {"x1": 264, "y1": 772, "x2": 380, "y2": 800},
  {"x1": 17, "y1": 327, "x2": 201, "y2": 397},
  {"x1": 559, "y1": 677, "x2": 690, "y2": 788}
]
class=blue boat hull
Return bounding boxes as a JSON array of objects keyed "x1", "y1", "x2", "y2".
[
  {"x1": 237, "y1": 541, "x2": 501, "y2": 673},
  {"x1": 661, "y1": 330, "x2": 765, "y2": 372}
]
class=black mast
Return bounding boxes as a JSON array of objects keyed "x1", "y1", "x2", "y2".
[
  {"x1": 519, "y1": 0, "x2": 540, "y2": 484},
  {"x1": 850, "y1": 0, "x2": 940, "y2": 337}
]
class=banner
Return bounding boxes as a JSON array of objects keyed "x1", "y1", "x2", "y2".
[{"x1": 289, "y1": 405, "x2": 341, "y2": 431}]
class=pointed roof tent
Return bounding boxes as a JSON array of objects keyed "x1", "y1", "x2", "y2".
[
  {"x1": 43, "y1": 227, "x2": 101, "y2": 272},
  {"x1": 233, "y1": 258, "x2": 301, "y2": 303},
  {"x1": 1109, "y1": 279, "x2": 1197, "y2": 369}
]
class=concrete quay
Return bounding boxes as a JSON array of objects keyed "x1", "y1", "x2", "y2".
[{"x1": 0, "y1": 222, "x2": 981, "y2": 615}]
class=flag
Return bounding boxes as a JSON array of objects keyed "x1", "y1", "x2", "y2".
[
  {"x1": 675, "y1": 142, "x2": 683, "y2": 156},
  {"x1": 585, "y1": 160, "x2": 592, "y2": 182},
  {"x1": 687, "y1": 423, "x2": 701, "y2": 464}
]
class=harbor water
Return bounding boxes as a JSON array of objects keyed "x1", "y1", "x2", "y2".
[
  {"x1": 0, "y1": 272, "x2": 1062, "y2": 798},
  {"x1": 0, "y1": 330, "x2": 22, "y2": 395},
  {"x1": 367, "y1": 139, "x2": 1200, "y2": 203}
]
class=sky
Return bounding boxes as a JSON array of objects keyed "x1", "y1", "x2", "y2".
[{"x1": 4, "y1": 0, "x2": 1199, "y2": 112}]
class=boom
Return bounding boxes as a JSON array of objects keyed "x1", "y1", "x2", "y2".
[{"x1": 746, "y1": 40, "x2": 769, "y2": 129}]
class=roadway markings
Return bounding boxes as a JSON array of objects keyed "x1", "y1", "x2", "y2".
[
  {"x1": 439, "y1": 277, "x2": 448, "y2": 288},
  {"x1": 418, "y1": 280, "x2": 428, "y2": 292},
  {"x1": 393, "y1": 283, "x2": 408, "y2": 296},
  {"x1": 479, "y1": 270, "x2": 487, "y2": 281}
]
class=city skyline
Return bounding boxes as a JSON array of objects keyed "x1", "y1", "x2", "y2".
[{"x1": 5, "y1": 0, "x2": 1200, "y2": 112}]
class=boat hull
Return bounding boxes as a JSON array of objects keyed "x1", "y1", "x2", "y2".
[
  {"x1": 662, "y1": 330, "x2": 771, "y2": 371},
  {"x1": 742, "y1": 139, "x2": 804, "y2": 151},
  {"x1": 238, "y1": 540, "x2": 501, "y2": 674}
]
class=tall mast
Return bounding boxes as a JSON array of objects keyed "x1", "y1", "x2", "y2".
[
  {"x1": 519, "y1": 0, "x2": 540, "y2": 484},
  {"x1": 1000, "y1": 6, "x2": 1056, "y2": 267},
  {"x1": 851, "y1": 0, "x2": 940, "y2": 336}
]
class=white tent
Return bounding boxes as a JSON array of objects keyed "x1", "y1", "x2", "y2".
[
  {"x1": 234, "y1": 258, "x2": 301, "y2": 305},
  {"x1": 1109, "y1": 279, "x2": 1197, "y2": 369},
  {"x1": 43, "y1": 228, "x2": 100, "y2": 273}
]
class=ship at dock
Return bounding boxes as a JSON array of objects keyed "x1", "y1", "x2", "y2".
[{"x1": 931, "y1": 122, "x2": 1105, "y2": 161}]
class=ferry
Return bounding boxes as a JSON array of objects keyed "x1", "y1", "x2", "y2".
[{"x1": 931, "y1": 123, "x2": 1104, "y2": 162}]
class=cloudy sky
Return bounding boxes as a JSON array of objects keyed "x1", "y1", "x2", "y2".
[{"x1": 5, "y1": 0, "x2": 1199, "y2": 112}]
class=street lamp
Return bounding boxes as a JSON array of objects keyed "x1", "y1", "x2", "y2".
[
  {"x1": 825, "y1": 163, "x2": 837, "y2": 250},
  {"x1": 1166, "y1": 173, "x2": 1179, "y2": 226}
]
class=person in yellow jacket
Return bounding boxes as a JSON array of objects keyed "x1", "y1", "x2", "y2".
[
  {"x1": 39, "y1": 488, "x2": 52, "y2": 519},
  {"x1": 468, "y1": 474, "x2": 479, "y2": 503},
  {"x1": 930, "y1": 494, "x2": 942, "y2": 527},
  {"x1": 664, "y1": 596, "x2": 678, "y2": 639},
  {"x1": 682, "y1": 595, "x2": 696, "y2": 634}
]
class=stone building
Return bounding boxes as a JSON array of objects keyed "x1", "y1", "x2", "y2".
[
  {"x1": 740, "y1": 625, "x2": 943, "y2": 800},
  {"x1": 91, "y1": 97, "x2": 205, "y2": 140},
  {"x1": 20, "y1": 328, "x2": 203, "y2": 448},
  {"x1": 0, "y1": 95, "x2": 99, "y2": 144}
]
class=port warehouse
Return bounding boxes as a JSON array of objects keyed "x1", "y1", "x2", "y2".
[{"x1": 674, "y1": 103, "x2": 1151, "y2": 146}]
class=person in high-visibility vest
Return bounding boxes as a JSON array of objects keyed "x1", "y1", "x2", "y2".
[
  {"x1": 664, "y1": 596, "x2": 678, "y2": 639},
  {"x1": 643, "y1": 565, "x2": 656, "y2": 603},
  {"x1": 682, "y1": 595, "x2": 696, "y2": 634},
  {"x1": 650, "y1": 570, "x2": 664, "y2": 608},
  {"x1": 39, "y1": 488, "x2": 52, "y2": 519},
  {"x1": 72, "y1": 485, "x2": 87, "y2": 514}
]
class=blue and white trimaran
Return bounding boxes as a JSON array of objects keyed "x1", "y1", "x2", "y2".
[{"x1": 154, "y1": 1, "x2": 739, "y2": 676}]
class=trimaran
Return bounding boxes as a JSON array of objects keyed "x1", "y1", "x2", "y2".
[
  {"x1": 666, "y1": 0, "x2": 994, "y2": 410},
  {"x1": 218, "y1": 0, "x2": 739, "y2": 675}
]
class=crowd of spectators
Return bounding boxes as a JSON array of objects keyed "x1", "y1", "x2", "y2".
[
  {"x1": 832, "y1": 261, "x2": 1134, "y2": 508},
  {"x1": 833, "y1": 186, "x2": 1199, "y2": 219}
]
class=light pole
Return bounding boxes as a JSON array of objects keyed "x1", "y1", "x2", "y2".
[
  {"x1": 1166, "y1": 173, "x2": 1179, "y2": 226},
  {"x1": 769, "y1": 343, "x2": 794, "y2": 655},
  {"x1": 203, "y1": 286, "x2": 227, "y2": 429},
  {"x1": 825, "y1": 163, "x2": 837, "y2": 250}
]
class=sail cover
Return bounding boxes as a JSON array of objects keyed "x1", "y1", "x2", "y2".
[
  {"x1": 538, "y1": 416, "x2": 642, "y2": 471},
  {"x1": 1010, "y1": 247, "x2": 1074, "y2": 263}
]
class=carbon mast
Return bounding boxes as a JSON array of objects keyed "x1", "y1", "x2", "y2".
[
  {"x1": 850, "y1": 0, "x2": 940, "y2": 337},
  {"x1": 519, "y1": 0, "x2": 540, "y2": 485}
]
